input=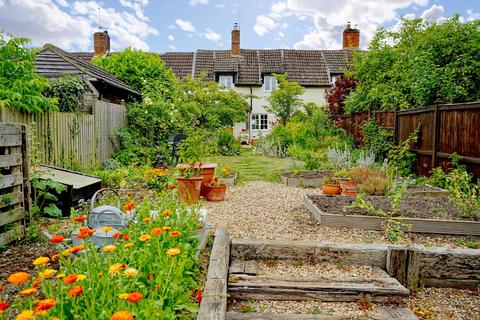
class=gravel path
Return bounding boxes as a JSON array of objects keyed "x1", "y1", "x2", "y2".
[
  {"x1": 204, "y1": 181, "x2": 479, "y2": 248},
  {"x1": 206, "y1": 181, "x2": 480, "y2": 319}
]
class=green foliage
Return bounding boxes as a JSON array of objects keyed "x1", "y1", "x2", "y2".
[
  {"x1": 216, "y1": 130, "x2": 241, "y2": 156},
  {"x1": 265, "y1": 73, "x2": 305, "y2": 124},
  {"x1": 44, "y1": 75, "x2": 87, "y2": 112},
  {"x1": 345, "y1": 17, "x2": 480, "y2": 113},
  {"x1": 360, "y1": 119, "x2": 394, "y2": 161},
  {"x1": 387, "y1": 125, "x2": 419, "y2": 176},
  {"x1": 0, "y1": 32, "x2": 56, "y2": 113},
  {"x1": 179, "y1": 129, "x2": 218, "y2": 163},
  {"x1": 31, "y1": 175, "x2": 67, "y2": 218}
]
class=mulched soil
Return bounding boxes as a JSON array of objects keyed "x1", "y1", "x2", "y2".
[
  {"x1": 282, "y1": 171, "x2": 330, "y2": 179},
  {"x1": 0, "y1": 241, "x2": 58, "y2": 303},
  {"x1": 309, "y1": 194, "x2": 476, "y2": 221}
]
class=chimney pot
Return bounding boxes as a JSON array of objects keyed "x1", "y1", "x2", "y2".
[
  {"x1": 342, "y1": 22, "x2": 360, "y2": 49},
  {"x1": 231, "y1": 23, "x2": 240, "y2": 56},
  {"x1": 94, "y1": 30, "x2": 110, "y2": 56}
]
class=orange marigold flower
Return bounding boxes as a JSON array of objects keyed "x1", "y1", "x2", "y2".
[
  {"x1": 123, "y1": 201, "x2": 136, "y2": 212},
  {"x1": 166, "y1": 247, "x2": 181, "y2": 256},
  {"x1": 63, "y1": 274, "x2": 78, "y2": 284},
  {"x1": 32, "y1": 278, "x2": 41, "y2": 288},
  {"x1": 72, "y1": 217, "x2": 86, "y2": 222},
  {"x1": 49, "y1": 235, "x2": 65, "y2": 243},
  {"x1": 122, "y1": 234, "x2": 129, "y2": 240},
  {"x1": 123, "y1": 268, "x2": 138, "y2": 278},
  {"x1": 7, "y1": 272, "x2": 30, "y2": 285},
  {"x1": 162, "y1": 226, "x2": 172, "y2": 231},
  {"x1": 142, "y1": 217, "x2": 152, "y2": 223},
  {"x1": 77, "y1": 228, "x2": 95, "y2": 239},
  {"x1": 118, "y1": 293, "x2": 128, "y2": 300},
  {"x1": 139, "y1": 234, "x2": 151, "y2": 242},
  {"x1": 20, "y1": 288, "x2": 37, "y2": 297},
  {"x1": 15, "y1": 310, "x2": 35, "y2": 320},
  {"x1": 0, "y1": 301, "x2": 8, "y2": 312},
  {"x1": 127, "y1": 292, "x2": 142, "y2": 303},
  {"x1": 150, "y1": 228, "x2": 163, "y2": 236},
  {"x1": 169, "y1": 231, "x2": 181, "y2": 237},
  {"x1": 108, "y1": 263, "x2": 126, "y2": 275},
  {"x1": 162, "y1": 209, "x2": 172, "y2": 216},
  {"x1": 166, "y1": 185, "x2": 176, "y2": 190},
  {"x1": 123, "y1": 242, "x2": 134, "y2": 249},
  {"x1": 34, "y1": 299, "x2": 56, "y2": 311},
  {"x1": 103, "y1": 245, "x2": 116, "y2": 253},
  {"x1": 70, "y1": 245, "x2": 85, "y2": 254},
  {"x1": 33, "y1": 256, "x2": 50, "y2": 266},
  {"x1": 112, "y1": 232, "x2": 124, "y2": 239},
  {"x1": 51, "y1": 254, "x2": 59, "y2": 262},
  {"x1": 111, "y1": 310, "x2": 134, "y2": 320},
  {"x1": 100, "y1": 226, "x2": 113, "y2": 233},
  {"x1": 68, "y1": 285, "x2": 83, "y2": 297},
  {"x1": 39, "y1": 268, "x2": 56, "y2": 279}
]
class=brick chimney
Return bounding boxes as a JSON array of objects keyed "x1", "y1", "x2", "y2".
[
  {"x1": 231, "y1": 23, "x2": 240, "y2": 56},
  {"x1": 342, "y1": 22, "x2": 360, "y2": 49},
  {"x1": 94, "y1": 30, "x2": 110, "y2": 56}
]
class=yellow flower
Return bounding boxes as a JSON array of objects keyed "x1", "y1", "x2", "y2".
[
  {"x1": 139, "y1": 234, "x2": 151, "y2": 242},
  {"x1": 142, "y1": 217, "x2": 152, "y2": 223},
  {"x1": 51, "y1": 254, "x2": 59, "y2": 262},
  {"x1": 103, "y1": 245, "x2": 117, "y2": 253},
  {"x1": 39, "y1": 269, "x2": 56, "y2": 279},
  {"x1": 108, "y1": 263, "x2": 126, "y2": 275},
  {"x1": 100, "y1": 226, "x2": 113, "y2": 233},
  {"x1": 19, "y1": 288, "x2": 37, "y2": 297},
  {"x1": 123, "y1": 242, "x2": 134, "y2": 249},
  {"x1": 124, "y1": 268, "x2": 138, "y2": 278},
  {"x1": 166, "y1": 247, "x2": 181, "y2": 257},
  {"x1": 162, "y1": 210, "x2": 172, "y2": 217},
  {"x1": 62, "y1": 248, "x2": 72, "y2": 256},
  {"x1": 56, "y1": 273, "x2": 65, "y2": 279},
  {"x1": 15, "y1": 310, "x2": 35, "y2": 320},
  {"x1": 162, "y1": 226, "x2": 172, "y2": 231},
  {"x1": 118, "y1": 293, "x2": 129, "y2": 300},
  {"x1": 33, "y1": 256, "x2": 50, "y2": 266},
  {"x1": 77, "y1": 274, "x2": 87, "y2": 281}
]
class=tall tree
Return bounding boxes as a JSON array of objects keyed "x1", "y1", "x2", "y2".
[{"x1": 265, "y1": 73, "x2": 304, "y2": 125}]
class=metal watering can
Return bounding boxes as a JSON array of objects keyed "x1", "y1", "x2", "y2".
[{"x1": 72, "y1": 188, "x2": 129, "y2": 248}]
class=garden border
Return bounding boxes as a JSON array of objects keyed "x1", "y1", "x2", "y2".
[
  {"x1": 303, "y1": 194, "x2": 480, "y2": 236},
  {"x1": 280, "y1": 171, "x2": 330, "y2": 188}
]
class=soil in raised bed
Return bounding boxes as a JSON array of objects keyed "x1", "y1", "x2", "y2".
[
  {"x1": 282, "y1": 171, "x2": 330, "y2": 179},
  {"x1": 309, "y1": 194, "x2": 477, "y2": 221}
]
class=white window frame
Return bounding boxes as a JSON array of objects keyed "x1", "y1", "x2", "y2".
[
  {"x1": 251, "y1": 114, "x2": 268, "y2": 131},
  {"x1": 219, "y1": 75, "x2": 234, "y2": 90},
  {"x1": 331, "y1": 75, "x2": 338, "y2": 85},
  {"x1": 263, "y1": 75, "x2": 278, "y2": 92}
]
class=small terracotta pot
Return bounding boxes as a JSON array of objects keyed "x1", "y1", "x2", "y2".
[
  {"x1": 345, "y1": 188, "x2": 358, "y2": 196},
  {"x1": 322, "y1": 184, "x2": 341, "y2": 195},
  {"x1": 176, "y1": 176, "x2": 204, "y2": 204},
  {"x1": 347, "y1": 180, "x2": 358, "y2": 187},
  {"x1": 203, "y1": 184, "x2": 227, "y2": 202},
  {"x1": 339, "y1": 178, "x2": 348, "y2": 195}
]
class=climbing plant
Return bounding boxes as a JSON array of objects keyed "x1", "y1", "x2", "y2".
[{"x1": 44, "y1": 75, "x2": 87, "y2": 112}]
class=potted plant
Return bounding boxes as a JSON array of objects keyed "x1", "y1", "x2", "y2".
[
  {"x1": 218, "y1": 165, "x2": 237, "y2": 186},
  {"x1": 322, "y1": 175, "x2": 341, "y2": 196},
  {"x1": 176, "y1": 165, "x2": 204, "y2": 205},
  {"x1": 203, "y1": 177, "x2": 227, "y2": 202}
]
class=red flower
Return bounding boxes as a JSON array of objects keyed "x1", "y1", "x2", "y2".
[
  {"x1": 166, "y1": 185, "x2": 176, "y2": 190},
  {"x1": 0, "y1": 284, "x2": 4, "y2": 291},
  {"x1": 72, "y1": 217, "x2": 86, "y2": 222},
  {"x1": 196, "y1": 290, "x2": 202, "y2": 304},
  {"x1": 112, "y1": 232, "x2": 124, "y2": 239},
  {"x1": 49, "y1": 235, "x2": 65, "y2": 243},
  {"x1": 63, "y1": 274, "x2": 78, "y2": 285},
  {"x1": 34, "y1": 299, "x2": 56, "y2": 311},
  {"x1": 68, "y1": 285, "x2": 83, "y2": 297},
  {"x1": 123, "y1": 201, "x2": 136, "y2": 211},
  {"x1": 127, "y1": 292, "x2": 142, "y2": 303},
  {"x1": 122, "y1": 234, "x2": 129, "y2": 241},
  {"x1": 0, "y1": 301, "x2": 9, "y2": 312},
  {"x1": 169, "y1": 231, "x2": 181, "y2": 237},
  {"x1": 77, "y1": 228, "x2": 95, "y2": 239}
]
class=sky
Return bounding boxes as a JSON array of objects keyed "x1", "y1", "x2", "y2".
[{"x1": 0, "y1": 0, "x2": 479, "y2": 53}]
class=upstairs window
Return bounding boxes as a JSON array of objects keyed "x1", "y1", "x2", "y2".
[
  {"x1": 263, "y1": 75, "x2": 278, "y2": 92},
  {"x1": 219, "y1": 75, "x2": 234, "y2": 90}
]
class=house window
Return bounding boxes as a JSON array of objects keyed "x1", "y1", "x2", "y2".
[
  {"x1": 219, "y1": 75, "x2": 234, "y2": 90},
  {"x1": 263, "y1": 75, "x2": 278, "y2": 92},
  {"x1": 251, "y1": 114, "x2": 268, "y2": 130},
  {"x1": 331, "y1": 75, "x2": 338, "y2": 85}
]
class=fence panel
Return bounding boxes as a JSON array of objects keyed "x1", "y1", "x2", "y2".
[{"x1": 93, "y1": 101, "x2": 126, "y2": 164}]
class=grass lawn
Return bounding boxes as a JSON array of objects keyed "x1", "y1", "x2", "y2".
[{"x1": 206, "y1": 148, "x2": 303, "y2": 183}]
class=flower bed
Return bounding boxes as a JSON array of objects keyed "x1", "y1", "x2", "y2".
[
  {"x1": 280, "y1": 171, "x2": 330, "y2": 188},
  {"x1": 1, "y1": 192, "x2": 204, "y2": 319}
]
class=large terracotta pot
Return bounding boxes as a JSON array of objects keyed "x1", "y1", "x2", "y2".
[
  {"x1": 177, "y1": 163, "x2": 217, "y2": 197},
  {"x1": 203, "y1": 184, "x2": 227, "y2": 202},
  {"x1": 322, "y1": 184, "x2": 341, "y2": 196},
  {"x1": 176, "y1": 176, "x2": 203, "y2": 205}
]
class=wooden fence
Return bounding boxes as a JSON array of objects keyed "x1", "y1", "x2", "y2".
[
  {"x1": 0, "y1": 123, "x2": 30, "y2": 246},
  {"x1": 0, "y1": 101, "x2": 126, "y2": 169},
  {"x1": 337, "y1": 101, "x2": 480, "y2": 177}
]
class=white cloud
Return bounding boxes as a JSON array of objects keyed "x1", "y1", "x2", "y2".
[
  {"x1": 189, "y1": 0, "x2": 207, "y2": 6},
  {"x1": 118, "y1": 0, "x2": 150, "y2": 21},
  {"x1": 168, "y1": 34, "x2": 175, "y2": 41},
  {"x1": 254, "y1": 15, "x2": 278, "y2": 36},
  {"x1": 55, "y1": 0, "x2": 69, "y2": 7},
  {"x1": 467, "y1": 9, "x2": 480, "y2": 22},
  {"x1": 0, "y1": 0, "x2": 157, "y2": 51},
  {"x1": 167, "y1": 44, "x2": 176, "y2": 50},
  {"x1": 420, "y1": 4, "x2": 447, "y2": 24},
  {"x1": 202, "y1": 28, "x2": 221, "y2": 42},
  {"x1": 175, "y1": 18, "x2": 196, "y2": 32}
]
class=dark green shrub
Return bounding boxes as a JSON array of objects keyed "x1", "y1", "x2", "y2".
[
  {"x1": 44, "y1": 75, "x2": 87, "y2": 112},
  {"x1": 361, "y1": 119, "x2": 394, "y2": 161},
  {"x1": 216, "y1": 130, "x2": 240, "y2": 156}
]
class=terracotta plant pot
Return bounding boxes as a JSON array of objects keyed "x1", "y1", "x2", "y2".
[
  {"x1": 177, "y1": 163, "x2": 217, "y2": 197},
  {"x1": 203, "y1": 184, "x2": 227, "y2": 202},
  {"x1": 322, "y1": 183, "x2": 341, "y2": 196},
  {"x1": 347, "y1": 180, "x2": 358, "y2": 187},
  {"x1": 339, "y1": 178, "x2": 348, "y2": 195},
  {"x1": 345, "y1": 187, "x2": 358, "y2": 196},
  {"x1": 176, "y1": 176, "x2": 204, "y2": 205}
]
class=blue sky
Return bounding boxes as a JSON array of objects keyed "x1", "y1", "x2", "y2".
[{"x1": 0, "y1": 0, "x2": 479, "y2": 52}]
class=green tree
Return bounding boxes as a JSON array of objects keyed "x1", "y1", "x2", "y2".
[
  {"x1": 0, "y1": 33, "x2": 56, "y2": 113},
  {"x1": 265, "y1": 74, "x2": 305, "y2": 124},
  {"x1": 345, "y1": 16, "x2": 480, "y2": 112}
]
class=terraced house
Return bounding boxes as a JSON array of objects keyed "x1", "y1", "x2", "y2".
[{"x1": 74, "y1": 24, "x2": 360, "y2": 140}]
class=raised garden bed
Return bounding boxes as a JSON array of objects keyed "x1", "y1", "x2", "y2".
[
  {"x1": 280, "y1": 171, "x2": 330, "y2": 188},
  {"x1": 406, "y1": 184, "x2": 451, "y2": 198},
  {"x1": 304, "y1": 194, "x2": 480, "y2": 235}
]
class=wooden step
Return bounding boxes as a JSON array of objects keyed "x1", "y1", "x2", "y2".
[
  {"x1": 226, "y1": 306, "x2": 418, "y2": 319},
  {"x1": 230, "y1": 259, "x2": 259, "y2": 275},
  {"x1": 228, "y1": 274, "x2": 409, "y2": 302}
]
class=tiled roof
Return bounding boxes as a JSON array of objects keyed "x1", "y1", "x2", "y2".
[
  {"x1": 322, "y1": 50, "x2": 351, "y2": 74},
  {"x1": 160, "y1": 52, "x2": 194, "y2": 79},
  {"x1": 70, "y1": 52, "x2": 95, "y2": 63},
  {"x1": 36, "y1": 44, "x2": 140, "y2": 97}
]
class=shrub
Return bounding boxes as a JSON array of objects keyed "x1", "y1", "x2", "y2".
[
  {"x1": 360, "y1": 119, "x2": 393, "y2": 161},
  {"x1": 358, "y1": 176, "x2": 389, "y2": 196},
  {"x1": 325, "y1": 75, "x2": 357, "y2": 115},
  {"x1": 216, "y1": 130, "x2": 240, "y2": 156},
  {"x1": 44, "y1": 75, "x2": 87, "y2": 112}
]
